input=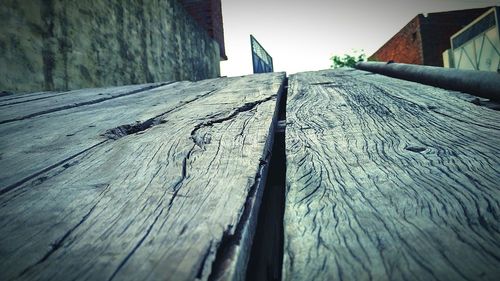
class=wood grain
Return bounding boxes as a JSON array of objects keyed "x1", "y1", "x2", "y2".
[
  {"x1": 0, "y1": 72, "x2": 285, "y2": 281},
  {"x1": 284, "y1": 69, "x2": 500, "y2": 281},
  {"x1": 0, "y1": 80, "x2": 219, "y2": 194},
  {"x1": 0, "y1": 83, "x2": 170, "y2": 124}
]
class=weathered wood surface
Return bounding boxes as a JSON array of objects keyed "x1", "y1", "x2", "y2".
[
  {"x1": 0, "y1": 80, "x2": 227, "y2": 194},
  {"x1": 284, "y1": 69, "x2": 500, "y2": 280},
  {"x1": 0, "y1": 72, "x2": 285, "y2": 281},
  {"x1": 0, "y1": 82, "x2": 166, "y2": 123}
]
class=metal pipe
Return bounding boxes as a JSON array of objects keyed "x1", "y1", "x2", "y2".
[{"x1": 355, "y1": 62, "x2": 500, "y2": 101}]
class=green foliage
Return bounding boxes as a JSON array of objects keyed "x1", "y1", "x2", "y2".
[{"x1": 330, "y1": 49, "x2": 366, "y2": 68}]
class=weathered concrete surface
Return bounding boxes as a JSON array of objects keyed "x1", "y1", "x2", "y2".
[{"x1": 0, "y1": 0, "x2": 221, "y2": 93}]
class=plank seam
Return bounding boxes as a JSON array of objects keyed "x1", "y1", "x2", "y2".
[
  {"x1": 0, "y1": 82, "x2": 173, "y2": 125},
  {"x1": 0, "y1": 94, "x2": 64, "y2": 107},
  {"x1": 206, "y1": 78, "x2": 286, "y2": 281},
  {"x1": 0, "y1": 140, "x2": 108, "y2": 196}
]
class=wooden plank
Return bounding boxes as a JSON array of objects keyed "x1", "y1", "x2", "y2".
[
  {"x1": 0, "y1": 79, "x2": 224, "y2": 194},
  {"x1": 0, "y1": 82, "x2": 167, "y2": 123},
  {"x1": 284, "y1": 69, "x2": 500, "y2": 280},
  {"x1": 0, "y1": 72, "x2": 285, "y2": 281},
  {"x1": 0, "y1": 91, "x2": 58, "y2": 103}
]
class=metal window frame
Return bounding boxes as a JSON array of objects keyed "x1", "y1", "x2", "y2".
[
  {"x1": 250, "y1": 35, "x2": 274, "y2": 74},
  {"x1": 451, "y1": 7, "x2": 498, "y2": 50}
]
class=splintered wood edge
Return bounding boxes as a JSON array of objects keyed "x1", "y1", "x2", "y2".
[{"x1": 207, "y1": 77, "x2": 286, "y2": 281}]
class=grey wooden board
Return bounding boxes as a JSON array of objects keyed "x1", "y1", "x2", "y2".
[
  {"x1": 0, "y1": 72, "x2": 285, "y2": 281},
  {"x1": 0, "y1": 82, "x2": 167, "y2": 123},
  {"x1": 0, "y1": 80, "x2": 216, "y2": 194},
  {"x1": 0, "y1": 91, "x2": 58, "y2": 104},
  {"x1": 284, "y1": 69, "x2": 500, "y2": 281}
]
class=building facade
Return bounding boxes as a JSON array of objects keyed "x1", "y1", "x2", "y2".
[
  {"x1": 0, "y1": 0, "x2": 226, "y2": 93},
  {"x1": 444, "y1": 7, "x2": 500, "y2": 72},
  {"x1": 369, "y1": 8, "x2": 489, "y2": 66}
]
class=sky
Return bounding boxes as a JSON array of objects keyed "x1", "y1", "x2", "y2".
[{"x1": 220, "y1": 0, "x2": 500, "y2": 76}]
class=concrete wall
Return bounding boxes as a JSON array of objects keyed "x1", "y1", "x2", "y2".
[
  {"x1": 0, "y1": 0, "x2": 220, "y2": 93},
  {"x1": 181, "y1": 0, "x2": 227, "y2": 60}
]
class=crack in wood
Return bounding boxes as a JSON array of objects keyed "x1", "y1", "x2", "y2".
[
  {"x1": 0, "y1": 91, "x2": 14, "y2": 97},
  {"x1": 191, "y1": 95, "x2": 277, "y2": 148},
  {"x1": 163, "y1": 97, "x2": 281, "y2": 271},
  {"x1": 283, "y1": 69, "x2": 500, "y2": 281},
  {"x1": 246, "y1": 125, "x2": 286, "y2": 281},
  {"x1": 0, "y1": 94, "x2": 61, "y2": 107},
  {"x1": 196, "y1": 241, "x2": 214, "y2": 279},
  {"x1": 92, "y1": 78, "x2": 280, "y2": 280},
  {"x1": 103, "y1": 89, "x2": 220, "y2": 140},
  {"x1": 166, "y1": 145, "x2": 192, "y2": 212},
  {"x1": 430, "y1": 109, "x2": 500, "y2": 131},
  {"x1": 107, "y1": 208, "x2": 165, "y2": 281},
  {"x1": 207, "y1": 150, "x2": 271, "y2": 281},
  {"x1": 207, "y1": 79, "x2": 286, "y2": 281},
  {"x1": 405, "y1": 145, "x2": 427, "y2": 153},
  {"x1": 18, "y1": 190, "x2": 107, "y2": 277},
  {"x1": 363, "y1": 75, "x2": 500, "y2": 131},
  {"x1": 0, "y1": 72, "x2": 287, "y2": 281},
  {"x1": 0, "y1": 140, "x2": 108, "y2": 196},
  {"x1": 0, "y1": 83, "x2": 171, "y2": 125}
]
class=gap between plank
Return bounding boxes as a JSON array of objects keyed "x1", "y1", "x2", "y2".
[
  {"x1": 245, "y1": 77, "x2": 287, "y2": 281},
  {"x1": 206, "y1": 76, "x2": 288, "y2": 281},
  {"x1": 0, "y1": 140, "x2": 109, "y2": 196},
  {"x1": 0, "y1": 82, "x2": 172, "y2": 125}
]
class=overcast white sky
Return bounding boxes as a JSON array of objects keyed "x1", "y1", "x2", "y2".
[{"x1": 220, "y1": 0, "x2": 500, "y2": 76}]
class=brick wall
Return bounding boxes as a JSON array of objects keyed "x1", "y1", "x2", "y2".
[{"x1": 369, "y1": 17, "x2": 424, "y2": 65}]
